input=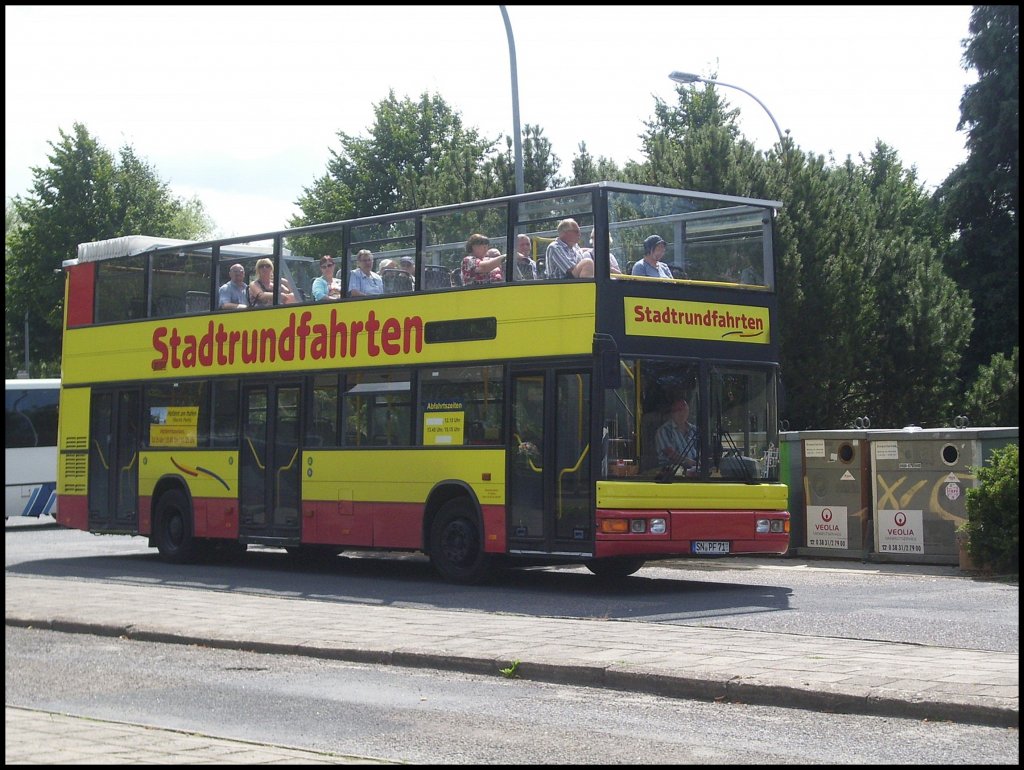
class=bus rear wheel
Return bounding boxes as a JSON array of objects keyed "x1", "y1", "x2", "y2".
[
  {"x1": 153, "y1": 489, "x2": 199, "y2": 564},
  {"x1": 585, "y1": 557, "x2": 646, "y2": 578},
  {"x1": 429, "y1": 499, "x2": 492, "y2": 584}
]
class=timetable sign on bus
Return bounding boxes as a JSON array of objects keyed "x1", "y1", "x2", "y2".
[
  {"x1": 423, "y1": 402, "x2": 464, "y2": 446},
  {"x1": 150, "y1": 406, "x2": 199, "y2": 448},
  {"x1": 625, "y1": 298, "x2": 770, "y2": 344}
]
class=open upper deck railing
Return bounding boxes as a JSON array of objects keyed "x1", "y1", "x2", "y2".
[{"x1": 67, "y1": 182, "x2": 781, "y2": 325}]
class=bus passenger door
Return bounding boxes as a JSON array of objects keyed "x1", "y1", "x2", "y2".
[
  {"x1": 88, "y1": 388, "x2": 141, "y2": 531},
  {"x1": 239, "y1": 382, "x2": 302, "y2": 542},
  {"x1": 508, "y1": 369, "x2": 593, "y2": 556}
]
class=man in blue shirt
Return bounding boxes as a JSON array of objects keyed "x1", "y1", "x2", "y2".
[
  {"x1": 656, "y1": 399, "x2": 699, "y2": 470},
  {"x1": 218, "y1": 264, "x2": 250, "y2": 310},
  {"x1": 348, "y1": 249, "x2": 383, "y2": 296},
  {"x1": 631, "y1": 235, "x2": 673, "y2": 279}
]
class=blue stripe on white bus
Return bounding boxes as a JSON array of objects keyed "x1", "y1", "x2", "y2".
[{"x1": 20, "y1": 483, "x2": 57, "y2": 517}]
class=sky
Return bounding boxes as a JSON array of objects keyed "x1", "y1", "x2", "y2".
[{"x1": 6, "y1": 5, "x2": 976, "y2": 238}]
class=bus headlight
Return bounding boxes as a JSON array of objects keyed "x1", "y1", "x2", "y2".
[
  {"x1": 649, "y1": 518, "x2": 667, "y2": 535},
  {"x1": 757, "y1": 518, "x2": 788, "y2": 533}
]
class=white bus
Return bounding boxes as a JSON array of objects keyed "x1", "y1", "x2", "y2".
[{"x1": 5, "y1": 378, "x2": 60, "y2": 519}]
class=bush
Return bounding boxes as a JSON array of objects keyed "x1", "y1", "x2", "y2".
[{"x1": 963, "y1": 443, "x2": 1019, "y2": 574}]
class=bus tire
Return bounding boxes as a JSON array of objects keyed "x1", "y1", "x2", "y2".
[
  {"x1": 585, "y1": 557, "x2": 646, "y2": 579},
  {"x1": 429, "y1": 499, "x2": 492, "y2": 584},
  {"x1": 153, "y1": 489, "x2": 199, "y2": 564}
]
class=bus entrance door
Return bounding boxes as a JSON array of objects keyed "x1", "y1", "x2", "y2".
[
  {"x1": 87, "y1": 388, "x2": 141, "y2": 531},
  {"x1": 239, "y1": 382, "x2": 302, "y2": 543},
  {"x1": 508, "y1": 369, "x2": 593, "y2": 557}
]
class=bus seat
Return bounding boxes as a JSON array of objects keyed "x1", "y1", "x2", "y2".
[
  {"x1": 185, "y1": 290, "x2": 210, "y2": 312},
  {"x1": 422, "y1": 264, "x2": 449, "y2": 290},
  {"x1": 155, "y1": 295, "x2": 186, "y2": 317},
  {"x1": 382, "y1": 268, "x2": 413, "y2": 294}
]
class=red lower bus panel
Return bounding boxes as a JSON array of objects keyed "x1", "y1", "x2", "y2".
[
  {"x1": 194, "y1": 497, "x2": 239, "y2": 539},
  {"x1": 56, "y1": 495, "x2": 88, "y2": 531},
  {"x1": 302, "y1": 500, "x2": 372, "y2": 547}
]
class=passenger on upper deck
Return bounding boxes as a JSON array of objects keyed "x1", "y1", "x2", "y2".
[
  {"x1": 312, "y1": 255, "x2": 342, "y2": 301},
  {"x1": 631, "y1": 235, "x2": 673, "y2": 279},
  {"x1": 250, "y1": 258, "x2": 296, "y2": 306},
  {"x1": 398, "y1": 255, "x2": 417, "y2": 289},
  {"x1": 512, "y1": 235, "x2": 538, "y2": 281},
  {"x1": 586, "y1": 232, "x2": 622, "y2": 276},
  {"x1": 545, "y1": 219, "x2": 593, "y2": 280},
  {"x1": 461, "y1": 234, "x2": 505, "y2": 285},
  {"x1": 349, "y1": 249, "x2": 384, "y2": 296},
  {"x1": 218, "y1": 264, "x2": 251, "y2": 310}
]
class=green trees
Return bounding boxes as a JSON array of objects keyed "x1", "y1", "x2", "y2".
[
  {"x1": 291, "y1": 91, "x2": 563, "y2": 227},
  {"x1": 964, "y1": 347, "x2": 1019, "y2": 426},
  {"x1": 935, "y1": 5, "x2": 1019, "y2": 426},
  {"x1": 5, "y1": 12, "x2": 1017, "y2": 430},
  {"x1": 5, "y1": 123, "x2": 212, "y2": 376},
  {"x1": 629, "y1": 78, "x2": 974, "y2": 430}
]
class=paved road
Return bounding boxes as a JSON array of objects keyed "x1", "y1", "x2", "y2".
[{"x1": 4, "y1": 518, "x2": 1019, "y2": 763}]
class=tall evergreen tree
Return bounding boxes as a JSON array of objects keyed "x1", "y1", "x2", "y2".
[
  {"x1": 935, "y1": 5, "x2": 1019, "y2": 375},
  {"x1": 5, "y1": 123, "x2": 212, "y2": 377},
  {"x1": 634, "y1": 81, "x2": 972, "y2": 428}
]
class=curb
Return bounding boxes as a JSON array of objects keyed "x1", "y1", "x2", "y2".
[{"x1": 7, "y1": 616, "x2": 1017, "y2": 729}]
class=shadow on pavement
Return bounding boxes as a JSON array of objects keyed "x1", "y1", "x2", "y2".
[{"x1": 7, "y1": 548, "x2": 794, "y2": 623}]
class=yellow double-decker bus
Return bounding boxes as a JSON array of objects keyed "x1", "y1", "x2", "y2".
[{"x1": 57, "y1": 182, "x2": 789, "y2": 582}]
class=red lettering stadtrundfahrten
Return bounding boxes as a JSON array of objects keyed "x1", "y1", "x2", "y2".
[{"x1": 151, "y1": 309, "x2": 424, "y2": 371}]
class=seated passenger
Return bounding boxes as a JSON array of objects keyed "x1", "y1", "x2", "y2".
[
  {"x1": 512, "y1": 235, "x2": 538, "y2": 281},
  {"x1": 349, "y1": 249, "x2": 384, "y2": 296},
  {"x1": 461, "y1": 234, "x2": 506, "y2": 285},
  {"x1": 631, "y1": 235, "x2": 673, "y2": 279},
  {"x1": 586, "y1": 232, "x2": 622, "y2": 276},
  {"x1": 249, "y1": 258, "x2": 295, "y2": 306},
  {"x1": 312, "y1": 254, "x2": 342, "y2": 301},
  {"x1": 545, "y1": 218, "x2": 593, "y2": 279},
  {"x1": 218, "y1": 263, "x2": 251, "y2": 310},
  {"x1": 398, "y1": 255, "x2": 417, "y2": 290}
]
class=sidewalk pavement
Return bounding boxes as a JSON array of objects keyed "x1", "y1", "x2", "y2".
[
  {"x1": 5, "y1": 571, "x2": 1019, "y2": 764},
  {"x1": 5, "y1": 705, "x2": 393, "y2": 765}
]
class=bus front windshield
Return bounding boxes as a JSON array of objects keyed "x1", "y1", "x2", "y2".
[{"x1": 603, "y1": 360, "x2": 779, "y2": 482}]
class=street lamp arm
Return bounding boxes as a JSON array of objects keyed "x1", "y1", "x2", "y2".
[{"x1": 668, "y1": 71, "x2": 784, "y2": 147}]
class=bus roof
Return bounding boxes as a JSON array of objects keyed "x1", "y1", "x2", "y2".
[
  {"x1": 66, "y1": 236, "x2": 291, "y2": 269},
  {"x1": 73, "y1": 235, "x2": 191, "y2": 265}
]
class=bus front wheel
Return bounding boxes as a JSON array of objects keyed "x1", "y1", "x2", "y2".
[
  {"x1": 154, "y1": 489, "x2": 199, "y2": 564},
  {"x1": 429, "y1": 499, "x2": 492, "y2": 584}
]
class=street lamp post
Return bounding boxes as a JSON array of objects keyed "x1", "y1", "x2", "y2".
[
  {"x1": 668, "y1": 71, "x2": 785, "y2": 147},
  {"x1": 500, "y1": 6, "x2": 525, "y2": 195}
]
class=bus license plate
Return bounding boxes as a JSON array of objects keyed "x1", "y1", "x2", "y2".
[{"x1": 692, "y1": 541, "x2": 730, "y2": 554}]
